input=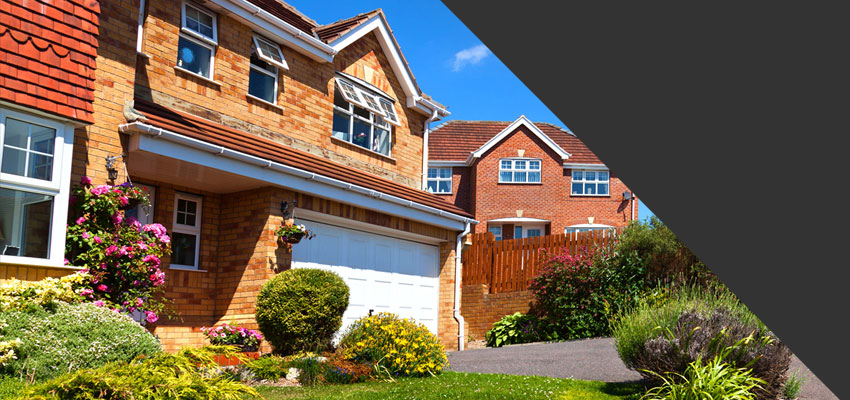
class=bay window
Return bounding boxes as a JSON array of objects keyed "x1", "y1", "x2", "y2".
[{"x1": 0, "y1": 108, "x2": 74, "y2": 267}]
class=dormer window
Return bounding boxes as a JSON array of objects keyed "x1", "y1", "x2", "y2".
[
  {"x1": 331, "y1": 75, "x2": 398, "y2": 157},
  {"x1": 176, "y1": 2, "x2": 217, "y2": 79}
]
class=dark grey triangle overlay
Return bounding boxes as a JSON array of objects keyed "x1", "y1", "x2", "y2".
[{"x1": 440, "y1": 0, "x2": 849, "y2": 398}]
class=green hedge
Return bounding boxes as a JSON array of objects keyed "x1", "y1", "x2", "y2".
[
  {"x1": 255, "y1": 268, "x2": 349, "y2": 354},
  {"x1": 0, "y1": 302, "x2": 161, "y2": 382}
]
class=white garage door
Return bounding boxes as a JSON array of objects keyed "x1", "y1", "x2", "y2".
[{"x1": 291, "y1": 219, "x2": 440, "y2": 336}]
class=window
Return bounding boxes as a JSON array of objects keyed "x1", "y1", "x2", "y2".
[
  {"x1": 499, "y1": 158, "x2": 541, "y2": 183},
  {"x1": 332, "y1": 77, "x2": 394, "y2": 156},
  {"x1": 488, "y1": 226, "x2": 502, "y2": 241},
  {"x1": 426, "y1": 168, "x2": 452, "y2": 194},
  {"x1": 0, "y1": 108, "x2": 73, "y2": 266},
  {"x1": 252, "y1": 34, "x2": 287, "y2": 70},
  {"x1": 571, "y1": 170, "x2": 610, "y2": 196},
  {"x1": 171, "y1": 193, "x2": 202, "y2": 270},
  {"x1": 249, "y1": 51, "x2": 278, "y2": 104},
  {"x1": 176, "y1": 3, "x2": 217, "y2": 79},
  {"x1": 565, "y1": 224, "x2": 615, "y2": 234},
  {"x1": 124, "y1": 184, "x2": 155, "y2": 226}
]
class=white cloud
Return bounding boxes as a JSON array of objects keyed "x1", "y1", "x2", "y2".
[{"x1": 451, "y1": 44, "x2": 490, "y2": 71}]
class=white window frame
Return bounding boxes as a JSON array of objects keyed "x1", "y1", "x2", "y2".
[
  {"x1": 571, "y1": 169, "x2": 610, "y2": 196},
  {"x1": 426, "y1": 167, "x2": 452, "y2": 194},
  {"x1": 177, "y1": 2, "x2": 217, "y2": 79},
  {"x1": 0, "y1": 107, "x2": 75, "y2": 268},
  {"x1": 379, "y1": 98, "x2": 400, "y2": 126},
  {"x1": 171, "y1": 192, "x2": 202, "y2": 270},
  {"x1": 498, "y1": 158, "x2": 542, "y2": 184},
  {"x1": 565, "y1": 224, "x2": 615, "y2": 234},
  {"x1": 332, "y1": 78, "x2": 394, "y2": 157},
  {"x1": 252, "y1": 34, "x2": 288, "y2": 70},
  {"x1": 248, "y1": 48, "x2": 279, "y2": 105}
]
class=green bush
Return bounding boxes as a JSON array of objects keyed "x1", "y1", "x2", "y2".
[
  {"x1": 245, "y1": 355, "x2": 289, "y2": 381},
  {"x1": 529, "y1": 245, "x2": 646, "y2": 340},
  {"x1": 17, "y1": 346, "x2": 259, "y2": 400},
  {"x1": 338, "y1": 312, "x2": 447, "y2": 377},
  {"x1": 485, "y1": 312, "x2": 558, "y2": 347},
  {"x1": 641, "y1": 342, "x2": 766, "y2": 400},
  {"x1": 782, "y1": 371, "x2": 805, "y2": 400},
  {"x1": 616, "y1": 217, "x2": 710, "y2": 284},
  {"x1": 612, "y1": 284, "x2": 790, "y2": 400},
  {"x1": 0, "y1": 376, "x2": 24, "y2": 399},
  {"x1": 255, "y1": 268, "x2": 349, "y2": 354},
  {"x1": 0, "y1": 302, "x2": 161, "y2": 382}
]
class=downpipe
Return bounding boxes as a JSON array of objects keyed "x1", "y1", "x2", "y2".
[
  {"x1": 421, "y1": 108, "x2": 439, "y2": 190},
  {"x1": 454, "y1": 221, "x2": 471, "y2": 351}
]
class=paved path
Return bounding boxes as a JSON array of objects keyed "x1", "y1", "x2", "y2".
[{"x1": 447, "y1": 338, "x2": 837, "y2": 399}]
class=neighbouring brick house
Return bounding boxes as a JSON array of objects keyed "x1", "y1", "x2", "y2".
[
  {"x1": 427, "y1": 116, "x2": 638, "y2": 239},
  {"x1": 0, "y1": 0, "x2": 477, "y2": 352}
]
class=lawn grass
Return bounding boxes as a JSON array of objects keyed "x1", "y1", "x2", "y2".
[{"x1": 255, "y1": 371, "x2": 645, "y2": 400}]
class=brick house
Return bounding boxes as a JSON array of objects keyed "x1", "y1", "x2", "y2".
[
  {"x1": 427, "y1": 116, "x2": 638, "y2": 239},
  {"x1": 0, "y1": 0, "x2": 476, "y2": 351}
]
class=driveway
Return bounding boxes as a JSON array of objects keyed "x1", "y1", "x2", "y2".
[{"x1": 447, "y1": 338, "x2": 837, "y2": 400}]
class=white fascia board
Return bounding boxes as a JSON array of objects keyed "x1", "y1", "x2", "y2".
[
  {"x1": 122, "y1": 123, "x2": 475, "y2": 231},
  {"x1": 562, "y1": 163, "x2": 609, "y2": 170},
  {"x1": 330, "y1": 14, "x2": 449, "y2": 118},
  {"x1": 209, "y1": 0, "x2": 335, "y2": 63},
  {"x1": 471, "y1": 115, "x2": 571, "y2": 160},
  {"x1": 488, "y1": 217, "x2": 551, "y2": 223},
  {"x1": 428, "y1": 160, "x2": 468, "y2": 167}
]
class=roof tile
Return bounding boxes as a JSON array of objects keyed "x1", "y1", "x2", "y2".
[
  {"x1": 429, "y1": 120, "x2": 604, "y2": 165},
  {"x1": 132, "y1": 99, "x2": 473, "y2": 220}
]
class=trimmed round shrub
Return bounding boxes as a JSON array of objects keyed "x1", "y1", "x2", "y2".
[
  {"x1": 255, "y1": 268, "x2": 349, "y2": 355},
  {"x1": 338, "y1": 312, "x2": 447, "y2": 377},
  {"x1": 612, "y1": 284, "x2": 790, "y2": 400},
  {"x1": 0, "y1": 302, "x2": 161, "y2": 381}
]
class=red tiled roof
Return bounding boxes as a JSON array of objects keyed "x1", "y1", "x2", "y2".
[
  {"x1": 314, "y1": 10, "x2": 379, "y2": 43},
  {"x1": 429, "y1": 120, "x2": 603, "y2": 165},
  {"x1": 246, "y1": 0, "x2": 316, "y2": 35},
  {"x1": 0, "y1": 0, "x2": 99, "y2": 123},
  {"x1": 132, "y1": 99, "x2": 473, "y2": 219}
]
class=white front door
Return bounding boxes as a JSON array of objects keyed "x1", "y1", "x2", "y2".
[{"x1": 291, "y1": 219, "x2": 440, "y2": 337}]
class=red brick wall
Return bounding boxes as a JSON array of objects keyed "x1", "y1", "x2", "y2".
[
  {"x1": 460, "y1": 284, "x2": 535, "y2": 342},
  {"x1": 469, "y1": 126, "x2": 636, "y2": 233}
]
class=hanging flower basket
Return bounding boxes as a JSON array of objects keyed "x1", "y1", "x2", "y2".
[
  {"x1": 278, "y1": 231, "x2": 305, "y2": 244},
  {"x1": 274, "y1": 222, "x2": 314, "y2": 245},
  {"x1": 120, "y1": 197, "x2": 142, "y2": 211}
]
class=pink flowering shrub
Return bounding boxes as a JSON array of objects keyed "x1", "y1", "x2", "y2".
[
  {"x1": 65, "y1": 177, "x2": 173, "y2": 322},
  {"x1": 528, "y1": 244, "x2": 645, "y2": 340},
  {"x1": 201, "y1": 323, "x2": 263, "y2": 351}
]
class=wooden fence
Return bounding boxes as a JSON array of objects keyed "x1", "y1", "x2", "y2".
[{"x1": 461, "y1": 229, "x2": 622, "y2": 293}]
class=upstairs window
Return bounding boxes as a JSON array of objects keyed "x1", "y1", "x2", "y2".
[
  {"x1": 177, "y1": 2, "x2": 217, "y2": 79},
  {"x1": 499, "y1": 158, "x2": 541, "y2": 183},
  {"x1": 248, "y1": 34, "x2": 286, "y2": 105},
  {"x1": 332, "y1": 76, "x2": 398, "y2": 156},
  {"x1": 426, "y1": 168, "x2": 452, "y2": 194},
  {"x1": 0, "y1": 108, "x2": 74, "y2": 267},
  {"x1": 571, "y1": 170, "x2": 609, "y2": 196},
  {"x1": 252, "y1": 34, "x2": 288, "y2": 70}
]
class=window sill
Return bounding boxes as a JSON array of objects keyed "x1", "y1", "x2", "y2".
[
  {"x1": 174, "y1": 66, "x2": 221, "y2": 87},
  {"x1": 331, "y1": 136, "x2": 396, "y2": 162},
  {"x1": 570, "y1": 194, "x2": 611, "y2": 197},
  {"x1": 497, "y1": 181, "x2": 543, "y2": 185},
  {"x1": 0, "y1": 255, "x2": 85, "y2": 270},
  {"x1": 168, "y1": 265, "x2": 208, "y2": 273},
  {"x1": 247, "y1": 94, "x2": 285, "y2": 112}
]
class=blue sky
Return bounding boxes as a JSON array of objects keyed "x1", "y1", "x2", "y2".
[{"x1": 286, "y1": 0, "x2": 655, "y2": 221}]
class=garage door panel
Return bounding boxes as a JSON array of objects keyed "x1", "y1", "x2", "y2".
[{"x1": 291, "y1": 219, "x2": 440, "y2": 336}]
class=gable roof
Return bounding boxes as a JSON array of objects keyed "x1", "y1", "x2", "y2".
[
  {"x1": 245, "y1": 0, "x2": 317, "y2": 34},
  {"x1": 429, "y1": 118, "x2": 604, "y2": 165},
  {"x1": 127, "y1": 99, "x2": 473, "y2": 220}
]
